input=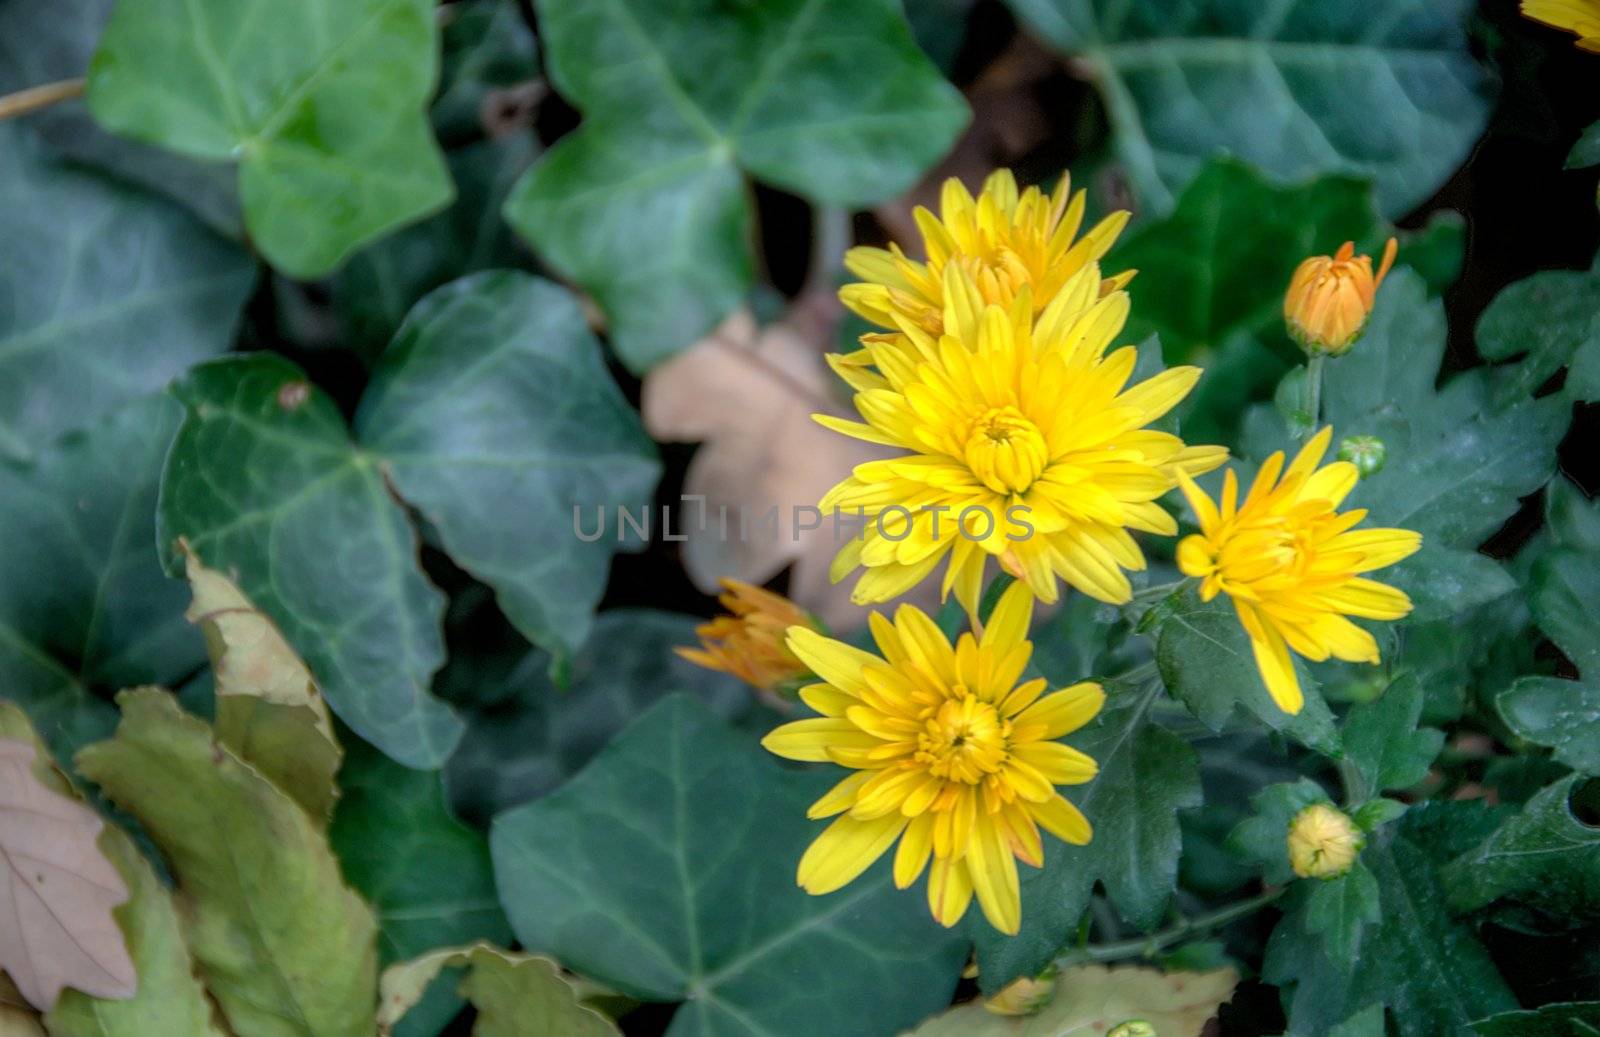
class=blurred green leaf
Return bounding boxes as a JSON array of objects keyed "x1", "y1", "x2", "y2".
[
  {"x1": 490, "y1": 694, "x2": 966, "y2": 1036},
  {"x1": 1474, "y1": 1001, "x2": 1600, "y2": 1037},
  {"x1": 159, "y1": 354, "x2": 463, "y2": 768},
  {"x1": 1303, "y1": 860, "x2": 1382, "y2": 967},
  {"x1": 0, "y1": 122, "x2": 253, "y2": 461},
  {"x1": 357, "y1": 272, "x2": 659, "y2": 662},
  {"x1": 77, "y1": 689, "x2": 379, "y2": 1037},
  {"x1": 1569, "y1": 122, "x2": 1600, "y2": 170},
  {"x1": 1341, "y1": 674, "x2": 1443, "y2": 799},
  {"x1": 87, "y1": 0, "x2": 453, "y2": 277},
  {"x1": 1155, "y1": 588, "x2": 1338, "y2": 753},
  {"x1": 504, "y1": 0, "x2": 968, "y2": 371},
  {"x1": 445, "y1": 609, "x2": 756, "y2": 825},
  {"x1": 1005, "y1": 0, "x2": 1494, "y2": 216},
  {"x1": 1531, "y1": 550, "x2": 1600, "y2": 676},
  {"x1": 1228, "y1": 777, "x2": 1329, "y2": 886},
  {"x1": 0, "y1": 394, "x2": 203, "y2": 762},
  {"x1": 1265, "y1": 804, "x2": 1517, "y2": 1036},
  {"x1": 1477, "y1": 252, "x2": 1600, "y2": 407},
  {"x1": 433, "y1": 1, "x2": 541, "y2": 141},
  {"x1": 971, "y1": 680, "x2": 1201, "y2": 991},
  {"x1": 1444, "y1": 775, "x2": 1600, "y2": 920}
]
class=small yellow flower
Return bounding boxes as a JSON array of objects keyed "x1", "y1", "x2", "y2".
[
  {"x1": 1283, "y1": 238, "x2": 1398, "y2": 355},
  {"x1": 1523, "y1": 0, "x2": 1600, "y2": 51},
  {"x1": 819, "y1": 264, "x2": 1226, "y2": 615},
  {"x1": 1174, "y1": 427, "x2": 1421, "y2": 715},
  {"x1": 985, "y1": 969, "x2": 1058, "y2": 1016},
  {"x1": 761, "y1": 582, "x2": 1104, "y2": 934},
  {"x1": 840, "y1": 169, "x2": 1132, "y2": 339},
  {"x1": 676, "y1": 580, "x2": 818, "y2": 693},
  {"x1": 1287, "y1": 802, "x2": 1364, "y2": 878}
]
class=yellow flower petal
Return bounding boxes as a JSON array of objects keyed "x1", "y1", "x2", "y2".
[{"x1": 797, "y1": 813, "x2": 908, "y2": 895}]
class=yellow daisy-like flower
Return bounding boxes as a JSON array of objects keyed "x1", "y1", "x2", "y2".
[
  {"x1": 1523, "y1": 0, "x2": 1600, "y2": 51},
  {"x1": 761, "y1": 582, "x2": 1103, "y2": 934},
  {"x1": 1173, "y1": 427, "x2": 1422, "y2": 715},
  {"x1": 675, "y1": 579, "x2": 819, "y2": 694},
  {"x1": 819, "y1": 265, "x2": 1227, "y2": 615},
  {"x1": 840, "y1": 169, "x2": 1133, "y2": 339}
]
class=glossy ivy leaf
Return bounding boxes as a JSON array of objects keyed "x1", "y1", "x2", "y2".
[
  {"x1": 1264, "y1": 803, "x2": 1517, "y2": 1036},
  {"x1": 446, "y1": 609, "x2": 756, "y2": 825},
  {"x1": 333, "y1": 134, "x2": 538, "y2": 360},
  {"x1": 970, "y1": 680, "x2": 1202, "y2": 991},
  {"x1": 1341, "y1": 674, "x2": 1443, "y2": 800},
  {"x1": 504, "y1": 0, "x2": 968, "y2": 371},
  {"x1": 159, "y1": 354, "x2": 463, "y2": 768},
  {"x1": 1474, "y1": 1002, "x2": 1600, "y2": 1037},
  {"x1": 0, "y1": 0, "x2": 242, "y2": 237},
  {"x1": 1228, "y1": 777, "x2": 1329, "y2": 886},
  {"x1": 1499, "y1": 677, "x2": 1600, "y2": 776},
  {"x1": 491, "y1": 695, "x2": 967, "y2": 1037},
  {"x1": 331, "y1": 738, "x2": 511, "y2": 1037},
  {"x1": 1302, "y1": 861, "x2": 1382, "y2": 968},
  {"x1": 0, "y1": 123, "x2": 253, "y2": 461},
  {"x1": 87, "y1": 0, "x2": 453, "y2": 277},
  {"x1": 1154, "y1": 588, "x2": 1338, "y2": 754},
  {"x1": 357, "y1": 272, "x2": 660, "y2": 662},
  {"x1": 1004, "y1": 0, "x2": 1494, "y2": 216},
  {"x1": 77, "y1": 689, "x2": 379, "y2": 1037},
  {"x1": 0, "y1": 394, "x2": 205, "y2": 762},
  {"x1": 1477, "y1": 252, "x2": 1600, "y2": 407},
  {"x1": 1444, "y1": 775, "x2": 1600, "y2": 920},
  {"x1": 1572, "y1": 123, "x2": 1600, "y2": 170}
]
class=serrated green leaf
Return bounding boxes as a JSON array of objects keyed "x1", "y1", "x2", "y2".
[
  {"x1": 1531, "y1": 551, "x2": 1600, "y2": 676},
  {"x1": 331, "y1": 739, "x2": 510, "y2": 1037},
  {"x1": 445, "y1": 609, "x2": 756, "y2": 825},
  {"x1": 1342, "y1": 674, "x2": 1443, "y2": 799},
  {"x1": 1546, "y1": 478, "x2": 1600, "y2": 554},
  {"x1": 76, "y1": 688, "x2": 378, "y2": 1037},
  {"x1": 1477, "y1": 252, "x2": 1600, "y2": 407},
  {"x1": 356, "y1": 272, "x2": 660, "y2": 661},
  {"x1": 1303, "y1": 861, "x2": 1381, "y2": 967},
  {"x1": 1005, "y1": 0, "x2": 1493, "y2": 216},
  {"x1": 1443, "y1": 775, "x2": 1600, "y2": 920},
  {"x1": 1265, "y1": 804, "x2": 1516, "y2": 1036},
  {"x1": 504, "y1": 0, "x2": 968, "y2": 371},
  {"x1": 1228, "y1": 778, "x2": 1329, "y2": 886},
  {"x1": 1499, "y1": 676, "x2": 1600, "y2": 775},
  {"x1": 0, "y1": 122, "x2": 253, "y2": 461},
  {"x1": 490, "y1": 695, "x2": 966, "y2": 1037},
  {"x1": 158, "y1": 354, "x2": 463, "y2": 768},
  {"x1": 1154, "y1": 588, "x2": 1338, "y2": 753},
  {"x1": 0, "y1": 394, "x2": 204, "y2": 762},
  {"x1": 971, "y1": 680, "x2": 1202, "y2": 990},
  {"x1": 86, "y1": 0, "x2": 453, "y2": 277},
  {"x1": 1474, "y1": 1001, "x2": 1600, "y2": 1037},
  {"x1": 378, "y1": 942, "x2": 616, "y2": 1037}
]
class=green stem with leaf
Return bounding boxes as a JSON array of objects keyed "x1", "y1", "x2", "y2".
[{"x1": 1057, "y1": 888, "x2": 1285, "y2": 967}]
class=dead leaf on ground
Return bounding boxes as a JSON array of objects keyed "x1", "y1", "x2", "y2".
[{"x1": 0, "y1": 738, "x2": 136, "y2": 1011}]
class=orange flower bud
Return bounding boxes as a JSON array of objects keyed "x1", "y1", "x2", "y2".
[
  {"x1": 1284, "y1": 238, "x2": 1398, "y2": 356},
  {"x1": 676, "y1": 580, "x2": 818, "y2": 695}
]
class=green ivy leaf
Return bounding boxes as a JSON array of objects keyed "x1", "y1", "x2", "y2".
[
  {"x1": 1228, "y1": 777, "x2": 1329, "y2": 886},
  {"x1": 445, "y1": 609, "x2": 757, "y2": 825},
  {"x1": 1302, "y1": 860, "x2": 1382, "y2": 968},
  {"x1": 1004, "y1": 0, "x2": 1494, "y2": 216},
  {"x1": 77, "y1": 689, "x2": 379, "y2": 1037},
  {"x1": 86, "y1": 0, "x2": 454, "y2": 277},
  {"x1": 490, "y1": 694, "x2": 967, "y2": 1036},
  {"x1": 1264, "y1": 803, "x2": 1517, "y2": 1036},
  {"x1": 504, "y1": 0, "x2": 968, "y2": 371},
  {"x1": 0, "y1": 123, "x2": 253, "y2": 461},
  {"x1": 1341, "y1": 674, "x2": 1444, "y2": 799},
  {"x1": 159, "y1": 354, "x2": 463, "y2": 768},
  {"x1": 1443, "y1": 775, "x2": 1600, "y2": 920},
  {"x1": 332, "y1": 739, "x2": 511, "y2": 1037},
  {"x1": 970, "y1": 680, "x2": 1202, "y2": 991},
  {"x1": 1474, "y1": 1001, "x2": 1600, "y2": 1037},
  {"x1": 1155, "y1": 588, "x2": 1338, "y2": 753},
  {"x1": 356, "y1": 272, "x2": 660, "y2": 661},
  {"x1": 0, "y1": 394, "x2": 205, "y2": 762},
  {"x1": 1477, "y1": 252, "x2": 1600, "y2": 407}
]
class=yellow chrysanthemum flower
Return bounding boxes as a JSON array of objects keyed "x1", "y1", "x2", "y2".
[
  {"x1": 676, "y1": 579, "x2": 819, "y2": 694},
  {"x1": 1287, "y1": 802, "x2": 1363, "y2": 879},
  {"x1": 761, "y1": 582, "x2": 1103, "y2": 934},
  {"x1": 840, "y1": 169, "x2": 1132, "y2": 339},
  {"x1": 819, "y1": 265, "x2": 1227, "y2": 615},
  {"x1": 1173, "y1": 427, "x2": 1422, "y2": 715},
  {"x1": 1523, "y1": 0, "x2": 1600, "y2": 51}
]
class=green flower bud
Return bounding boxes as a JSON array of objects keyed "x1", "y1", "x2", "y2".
[{"x1": 1338, "y1": 435, "x2": 1386, "y2": 479}]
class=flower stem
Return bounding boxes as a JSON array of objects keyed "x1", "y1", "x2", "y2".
[
  {"x1": 1056, "y1": 888, "x2": 1285, "y2": 967},
  {"x1": 1300, "y1": 354, "x2": 1325, "y2": 441},
  {"x1": 0, "y1": 78, "x2": 85, "y2": 121}
]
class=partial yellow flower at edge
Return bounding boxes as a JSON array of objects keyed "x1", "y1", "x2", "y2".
[
  {"x1": 1174, "y1": 427, "x2": 1422, "y2": 715},
  {"x1": 676, "y1": 579, "x2": 820, "y2": 694},
  {"x1": 1523, "y1": 0, "x2": 1600, "y2": 51},
  {"x1": 1284, "y1": 238, "x2": 1397, "y2": 356},
  {"x1": 760, "y1": 582, "x2": 1105, "y2": 935},
  {"x1": 840, "y1": 169, "x2": 1133, "y2": 339},
  {"x1": 818, "y1": 264, "x2": 1228, "y2": 617}
]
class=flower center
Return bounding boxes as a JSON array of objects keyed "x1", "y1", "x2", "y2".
[
  {"x1": 964, "y1": 406, "x2": 1048, "y2": 494},
  {"x1": 916, "y1": 693, "x2": 1010, "y2": 784}
]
